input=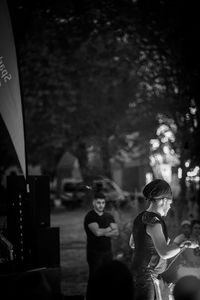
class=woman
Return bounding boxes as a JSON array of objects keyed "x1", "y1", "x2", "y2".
[{"x1": 131, "y1": 179, "x2": 198, "y2": 300}]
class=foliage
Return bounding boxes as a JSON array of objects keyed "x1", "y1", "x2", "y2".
[
  {"x1": 134, "y1": 0, "x2": 200, "y2": 166},
  {"x1": 8, "y1": 0, "x2": 157, "y2": 178},
  {"x1": 4, "y1": 0, "x2": 200, "y2": 203}
]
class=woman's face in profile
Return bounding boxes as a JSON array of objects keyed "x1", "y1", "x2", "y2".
[{"x1": 162, "y1": 198, "x2": 173, "y2": 216}]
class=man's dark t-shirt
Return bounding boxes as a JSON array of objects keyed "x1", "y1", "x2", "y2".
[{"x1": 84, "y1": 210, "x2": 115, "y2": 252}]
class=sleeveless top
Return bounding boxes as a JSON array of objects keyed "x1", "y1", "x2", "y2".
[{"x1": 132, "y1": 211, "x2": 168, "y2": 276}]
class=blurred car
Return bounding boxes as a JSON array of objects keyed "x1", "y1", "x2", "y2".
[
  {"x1": 60, "y1": 179, "x2": 90, "y2": 208},
  {"x1": 87, "y1": 176, "x2": 130, "y2": 207},
  {"x1": 60, "y1": 176, "x2": 130, "y2": 208}
]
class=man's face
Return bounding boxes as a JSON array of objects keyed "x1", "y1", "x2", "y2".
[
  {"x1": 93, "y1": 198, "x2": 106, "y2": 214},
  {"x1": 192, "y1": 223, "x2": 200, "y2": 238},
  {"x1": 181, "y1": 224, "x2": 191, "y2": 237}
]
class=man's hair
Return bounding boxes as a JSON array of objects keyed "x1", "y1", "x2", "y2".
[
  {"x1": 173, "y1": 276, "x2": 200, "y2": 300},
  {"x1": 90, "y1": 259, "x2": 134, "y2": 300},
  {"x1": 94, "y1": 191, "x2": 106, "y2": 200}
]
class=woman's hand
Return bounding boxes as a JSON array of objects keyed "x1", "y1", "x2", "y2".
[{"x1": 179, "y1": 240, "x2": 199, "y2": 249}]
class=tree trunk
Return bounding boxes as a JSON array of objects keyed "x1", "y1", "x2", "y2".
[
  {"x1": 100, "y1": 137, "x2": 112, "y2": 179},
  {"x1": 75, "y1": 141, "x2": 90, "y2": 181}
]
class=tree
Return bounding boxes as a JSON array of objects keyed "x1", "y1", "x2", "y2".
[
  {"x1": 132, "y1": 0, "x2": 200, "y2": 217},
  {"x1": 11, "y1": 0, "x2": 144, "y2": 179},
  {"x1": 7, "y1": 0, "x2": 200, "y2": 198}
]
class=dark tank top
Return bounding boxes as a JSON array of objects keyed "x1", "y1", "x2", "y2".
[{"x1": 132, "y1": 211, "x2": 168, "y2": 276}]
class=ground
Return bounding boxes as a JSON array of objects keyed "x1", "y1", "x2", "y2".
[
  {"x1": 50, "y1": 201, "x2": 180, "y2": 296},
  {"x1": 51, "y1": 207, "x2": 88, "y2": 296}
]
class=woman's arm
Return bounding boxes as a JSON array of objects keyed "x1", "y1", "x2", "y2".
[{"x1": 146, "y1": 223, "x2": 198, "y2": 259}]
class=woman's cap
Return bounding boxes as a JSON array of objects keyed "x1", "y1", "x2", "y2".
[{"x1": 143, "y1": 179, "x2": 172, "y2": 201}]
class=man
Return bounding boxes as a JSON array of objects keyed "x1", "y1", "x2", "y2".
[
  {"x1": 84, "y1": 191, "x2": 119, "y2": 300},
  {"x1": 174, "y1": 220, "x2": 191, "y2": 245}
]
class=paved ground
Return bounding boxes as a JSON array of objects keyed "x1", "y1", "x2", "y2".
[{"x1": 51, "y1": 206, "x2": 88, "y2": 297}]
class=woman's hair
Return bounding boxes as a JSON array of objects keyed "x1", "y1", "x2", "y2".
[{"x1": 143, "y1": 179, "x2": 172, "y2": 201}]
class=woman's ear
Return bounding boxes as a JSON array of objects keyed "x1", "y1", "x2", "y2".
[{"x1": 159, "y1": 198, "x2": 165, "y2": 206}]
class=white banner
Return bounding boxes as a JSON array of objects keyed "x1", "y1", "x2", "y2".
[{"x1": 0, "y1": 0, "x2": 27, "y2": 178}]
